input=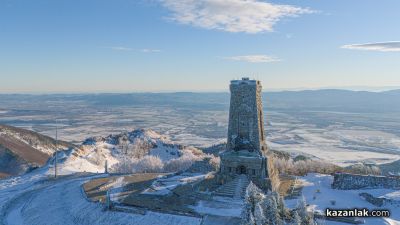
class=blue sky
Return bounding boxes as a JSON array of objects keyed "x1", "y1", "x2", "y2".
[{"x1": 0, "y1": 0, "x2": 399, "y2": 93}]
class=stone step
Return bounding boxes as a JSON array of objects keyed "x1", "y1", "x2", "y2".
[{"x1": 214, "y1": 175, "x2": 250, "y2": 199}]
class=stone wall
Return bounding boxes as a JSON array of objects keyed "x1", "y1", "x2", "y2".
[
  {"x1": 332, "y1": 173, "x2": 400, "y2": 190},
  {"x1": 266, "y1": 154, "x2": 280, "y2": 192}
]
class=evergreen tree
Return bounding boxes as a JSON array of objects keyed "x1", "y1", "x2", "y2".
[
  {"x1": 241, "y1": 191, "x2": 254, "y2": 225},
  {"x1": 272, "y1": 191, "x2": 286, "y2": 219},
  {"x1": 296, "y1": 196, "x2": 316, "y2": 225},
  {"x1": 241, "y1": 182, "x2": 264, "y2": 225},
  {"x1": 254, "y1": 203, "x2": 266, "y2": 225},
  {"x1": 263, "y1": 194, "x2": 284, "y2": 225},
  {"x1": 292, "y1": 211, "x2": 302, "y2": 225}
]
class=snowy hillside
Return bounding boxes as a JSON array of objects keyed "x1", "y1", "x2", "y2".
[
  {"x1": 52, "y1": 129, "x2": 211, "y2": 175},
  {"x1": 0, "y1": 124, "x2": 73, "y2": 177},
  {"x1": 0, "y1": 124, "x2": 71, "y2": 155}
]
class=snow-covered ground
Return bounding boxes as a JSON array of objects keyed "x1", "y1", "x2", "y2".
[
  {"x1": 0, "y1": 171, "x2": 202, "y2": 225},
  {"x1": 142, "y1": 173, "x2": 208, "y2": 195},
  {"x1": 286, "y1": 173, "x2": 400, "y2": 225},
  {"x1": 0, "y1": 128, "x2": 211, "y2": 225},
  {"x1": 267, "y1": 121, "x2": 400, "y2": 166},
  {"x1": 190, "y1": 196, "x2": 243, "y2": 217}
]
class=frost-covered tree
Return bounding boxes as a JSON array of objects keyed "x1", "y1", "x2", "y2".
[
  {"x1": 345, "y1": 163, "x2": 381, "y2": 175},
  {"x1": 111, "y1": 157, "x2": 134, "y2": 173},
  {"x1": 132, "y1": 155, "x2": 164, "y2": 173},
  {"x1": 296, "y1": 196, "x2": 316, "y2": 225},
  {"x1": 272, "y1": 191, "x2": 286, "y2": 221},
  {"x1": 209, "y1": 155, "x2": 220, "y2": 171},
  {"x1": 297, "y1": 196, "x2": 308, "y2": 222},
  {"x1": 273, "y1": 157, "x2": 340, "y2": 176},
  {"x1": 241, "y1": 200, "x2": 255, "y2": 225},
  {"x1": 164, "y1": 154, "x2": 195, "y2": 172},
  {"x1": 241, "y1": 182, "x2": 265, "y2": 225},
  {"x1": 242, "y1": 183, "x2": 288, "y2": 225},
  {"x1": 254, "y1": 203, "x2": 266, "y2": 225},
  {"x1": 263, "y1": 194, "x2": 284, "y2": 225},
  {"x1": 292, "y1": 211, "x2": 302, "y2": 225}
]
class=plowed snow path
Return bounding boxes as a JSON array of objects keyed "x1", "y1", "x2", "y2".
[{"x1": 0, "y1": 172, "x2": 201, "y2": 225}]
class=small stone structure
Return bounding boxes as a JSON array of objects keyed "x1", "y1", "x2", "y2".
[
  {"x1": 219, "y1": 77, "x2": 278, "y2": 191},
  {"x1": 332, "y1": 173, "x2": 400, "y2": 190},
  {"x1": 359, "y1": 192, "x2": 400, "y2": 206},
  {"x1": 359, "y1": 193, "x2": 385, "y2": 206}
]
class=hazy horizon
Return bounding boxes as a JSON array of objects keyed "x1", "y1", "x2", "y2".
[{"x1": 1, "y1": 85, "x2": 400, "y2": 95}]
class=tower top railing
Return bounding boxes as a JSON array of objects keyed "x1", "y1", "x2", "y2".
[{"x1": 230, "y1": 77, "x2": 258, "y2": 85}]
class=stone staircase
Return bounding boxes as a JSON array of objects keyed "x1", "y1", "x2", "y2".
[{"x1": 214, "y1": 175, "x2": 250, "y2": 199}]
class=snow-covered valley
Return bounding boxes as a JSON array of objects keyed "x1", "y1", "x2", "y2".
[{"x1": 1, "y1": 93, "x2": 399, "y2": 167}]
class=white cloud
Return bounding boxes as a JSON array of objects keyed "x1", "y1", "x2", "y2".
[
  {"x1": 224, "y1": 54, "x2": 280, "y2": 63},
  {"x1": 141, "y1": 49, "x2": 162, "y2": 53},
  {"x1": 107, "y1": 47, "x2": 162, "y2": 53},
  {"x1": 160, "y1": 0, "x2": 313, "y2": 33},
  {"x1": 109, "y1": 46, "x2": 134, "y2": 51},
  {"x1": 341, "y1": 42, "x2": 400, "y2": 52}
]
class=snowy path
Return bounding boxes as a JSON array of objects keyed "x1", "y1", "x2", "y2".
[{"x1": 0, "y1": 172, "x2": 201, "y2": 225}]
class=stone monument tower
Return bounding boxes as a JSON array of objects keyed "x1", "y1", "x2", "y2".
[{"x1": 219, "y1": 77, "x2": 276, "y2": 190}]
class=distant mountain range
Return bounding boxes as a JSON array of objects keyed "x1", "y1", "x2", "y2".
[
  {"x1": 265, "y1": 89, "x2": 400, "y2": 112},
  {"x1": 1, "y1": 89, "x2": 399, "y2": 112}
]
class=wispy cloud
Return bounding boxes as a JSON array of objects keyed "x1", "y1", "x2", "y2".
[
  {"x1": 106, "y1": 47, "x2": 162, "y2": 53},
  {"x1": 141, "y1": 49, "x2": 162, "y2": 53},
  {"x1": 224, "y1": 55, "x2": 280, "y2": 63},
  {"x1": 341, "y1": 41, "x2": 400, "y2": 52},
  {"x1": 160, "y1": 0, "x2": 314, "y2": 33},
  {"x1": 109, "y1": 46, "x2": 135, "y2": 51}
]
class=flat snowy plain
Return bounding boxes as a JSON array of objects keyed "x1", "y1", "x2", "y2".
[{"x1": 1, "y1": 93, "x2": 399, "y2": 166}]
